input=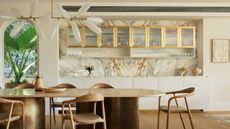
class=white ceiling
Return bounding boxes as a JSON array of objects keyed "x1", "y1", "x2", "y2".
[{"x1": 1, "y1": 0, "x2": 230, "y2": 3}]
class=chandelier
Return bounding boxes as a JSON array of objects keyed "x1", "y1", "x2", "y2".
[{"x1": 0, "y1": 0, "x2": 103, "y2": 41}]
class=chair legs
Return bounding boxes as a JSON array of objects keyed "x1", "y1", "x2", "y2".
[
  {"x1": 178, "y1": 112, "x2": 186, "y2": 129},
  {"x1": 157, "y1": 110, "x2": 194, "y2": 129},
  {"x1": 62, "y1": 119, "x2": 66, "y2": 129},
  {"x1": 166, "y1": 111, "x2": 170, "y2": 129},
  {"x1": 157, "y1": 108, "x2": 161, "y2": 129},
  {"x1": 52, "y1": 106, "x2": 56, "y2": 124}
]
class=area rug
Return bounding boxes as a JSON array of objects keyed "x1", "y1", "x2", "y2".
[{"x1": 208, "y1": 114, "x2": 230, "y2": 124}]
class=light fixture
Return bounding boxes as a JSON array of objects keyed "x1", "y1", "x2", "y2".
[
  {"x1": 0, "y1": 0, "x2": 104, "y2": 40},
  {"x1": 0, "y1": 0, "x2": 47, "y2": 39},
  {"x1": 57, "y1": 2, "x2": 103, "y2": 41}
]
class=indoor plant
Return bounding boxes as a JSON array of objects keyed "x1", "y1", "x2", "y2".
[{"x1": 4, "y1": 22, "x2": 37, "y2": 87}]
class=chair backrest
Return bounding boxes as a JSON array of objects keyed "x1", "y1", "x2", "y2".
[
  {"x1": 13, "y1": 83, "x2": 35, "y2": 89},
  {"x1": 55, "y1": 83, "x2": 76, "y2": 89},
  {"x1": 166, "y1": 87, "x2": 195, "y2": 96},
  {"x1": 91, "y1": 83, "x2": 114, "y2": 89},
  {"x1": 76, "y1": 93, "x2": 104, "y2": 103}
]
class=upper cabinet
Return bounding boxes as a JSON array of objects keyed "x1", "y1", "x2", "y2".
[
  {"x1": 164, "y1": 27, "x2": 179, "y2": 47},
  {"x1": 149, "y1": 27, "x2": 163, "y2": 47},
  {"x1": 66, "y1": 26, "x2": 196, "y2": 49},
  {"x1": 82, "y1": 27, "x2": 99, "y2": 47},
  {"x1": 99, "y1": 27, "x2": 115, "y2": 47},
  {"x1": 180, "y1": 27, "x2": 196, "y2": 48},
  {"x1": 131, "y1": 27, "x2": 147, "y2": 47},
  {"x1": 116, "y1": 27, "x2": 131, "y2": 47}
]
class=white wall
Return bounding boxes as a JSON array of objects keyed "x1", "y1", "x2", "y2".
[
  {"x1": 1, "y1": 1, "x2": 230, "y2": 111},
  {"x1": 202, "y1": 18, "x2": 230, "y2": 110}
]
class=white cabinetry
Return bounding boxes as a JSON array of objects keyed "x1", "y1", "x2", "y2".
[
  {"x1": 59, "y1": 76, "x2": 209, "y2": 110},
  {"x1": 133, "y1": 78, "x2": 158, "y2": 109},
  {"x1": 183, "y1": 77, "x2": 209, "y2": 110}
]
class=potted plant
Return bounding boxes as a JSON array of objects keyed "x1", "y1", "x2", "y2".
[{"x1": 4, "y1": 22, "x2": 38, "y2": 88}]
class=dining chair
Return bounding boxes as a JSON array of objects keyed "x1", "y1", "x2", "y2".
[
  {"x1": 157, "y1": 87, "x2": 195, "y2": 129},
  {"x1": 61, "y1": 93, "x2": 107, "y2": 129},
  {"x1": 13, "y1": 83, "x2": 35, "y2": 89},
  {"x1": 49, "y1": 83, "x2": 77, "y2": 126},
  {"x1": 91, "y1": 83, "x2": 114, "y2": 89},
  {"x1": 0, "y1": 98, "x2": 25, "y2": 129}
]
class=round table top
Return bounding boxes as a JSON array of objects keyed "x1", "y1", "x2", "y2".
[{"x1": 0, "y1": 88, "x2": 165, "y2": 98}]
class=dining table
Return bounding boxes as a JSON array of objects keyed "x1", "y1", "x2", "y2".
[{"x1": 0, "y1": 88, "x2": 164, "y2": 129}]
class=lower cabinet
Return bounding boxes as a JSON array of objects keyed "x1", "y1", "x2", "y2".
[{"x1": 59, "y1": 76, "x2": 209, "y2": 110}]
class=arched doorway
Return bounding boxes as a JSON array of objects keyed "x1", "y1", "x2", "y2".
[{"x1": 3, "y1": 20, "x2": 38, "y2": 88}]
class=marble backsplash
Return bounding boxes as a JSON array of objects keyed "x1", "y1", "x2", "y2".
[
  {"x1": 59, "y1": 20, "x2": 199, "y2": 77},
  {"x1": 59, "y1": 57, "x2": 198, "y2": 77}
]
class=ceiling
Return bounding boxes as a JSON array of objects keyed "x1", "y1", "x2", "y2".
[{"x1": 1, "y1": 0, "x2": 230, "y2": 3}]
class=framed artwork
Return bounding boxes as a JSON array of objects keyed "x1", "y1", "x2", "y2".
[{"x1": 212, "y1": 39, "x2": 230, "y2": 63}]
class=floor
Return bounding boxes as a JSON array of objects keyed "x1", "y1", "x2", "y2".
[{"x1": 46, "y1": 111, "x2": 230, "y2": 129}]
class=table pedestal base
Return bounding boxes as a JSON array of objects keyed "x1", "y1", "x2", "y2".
[{"x1": 77, "y1": 97, "x2": 139, "y2": 129}]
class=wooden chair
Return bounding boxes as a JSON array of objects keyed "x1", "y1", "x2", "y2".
[
  {"x1": 157, "y1": 87, "x2": 195, "y2": 129},
  {"x1": 49, "y1": 83, "x2": 77, "y2": 127},
  {"x1": 61, "y1": 93, "x2": 107, "y2": 129},
  {"x1": 13, "y1": 83, "x2": 35, "y2": 89},
  {"x1": 91, "y1": 83, "x2": 114, "y2": 89},
  {"x1": 0, "y1": 98, "x2": 25, "y2": 129}
]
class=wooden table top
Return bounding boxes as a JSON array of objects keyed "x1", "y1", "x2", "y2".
[{"x1": 0, "y1": 88, "x2": 165, "y2": 98}]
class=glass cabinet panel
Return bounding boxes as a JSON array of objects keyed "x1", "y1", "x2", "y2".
[
  {"x1": 132, "y1": 27, "x2": 146, "y2": 47},
  {"x1": 101, "y1": 27, "x2": 114, "y2": 47},
  {"x1": 165, "y1": 27, "x2": 178, "y2": 47},
  {"x1": 67, "y1": 27, "x2": 82, "y2": 47},
  {"x1": 149, "y1": 28, "x2": 162, "y2": 47},
  {"x1": 181, "y1": 28, "x2": 195, "y2": 47},
  {"x1": 117, "y1": 27, "x2": 130, "y2": 47},
  {"x1": 84, "y1": 28, "x2": 98, "y2": 47}
]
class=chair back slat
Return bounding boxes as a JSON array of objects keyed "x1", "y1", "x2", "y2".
[
  {"x1": 91, "y1": 83, "x2": 114, "y2": 89},
  {"x1": 55, "y1": 83, "x2": 76, "y2": 89},
  {"x1": 76, "y1": 93, "x2": 104, "y2": 103}
]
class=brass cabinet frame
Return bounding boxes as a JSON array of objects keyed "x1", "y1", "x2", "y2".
[
  {"x1": 180, "y1": 26, "x2": 196, "y2": 48},
  {"x1": 148, "y1": 27, "x2": 164, "y2": 48},
  {"x1": 65, "y1": 26, "x2": 196, "y2": 49},
  {"x1": 130, "y1": 27, "x2": 148, "y2": 48}
]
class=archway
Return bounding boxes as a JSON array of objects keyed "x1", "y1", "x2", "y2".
[{"x1": 1, "y1": 20, "x2": 38, "y2": 88}]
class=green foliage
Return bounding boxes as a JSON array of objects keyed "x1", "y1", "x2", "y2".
[{"x1": 4, "y1": 22, "x2": 38, "y2": 83}]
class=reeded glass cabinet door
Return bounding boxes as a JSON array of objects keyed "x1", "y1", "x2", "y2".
[
  {"x1": 67, "y1": 26, "x2": 82, "y2": 47},
  {"x1": 84, "y1": 28, "x2": 98, "y2": 47},
  {"x1": 117, "y1": 27, "x2": 130, "y2": 47},
  {"x1": 181, "y1": 27, "x2": 195, "y2": 47},
  {"x1": 101, "y1": 27, "x2": 114, "y2": 47},
  {"x1": 132, "y1": 27, "x2": 146, "y2": 47},
  {"x1": 164, "y1": 27, "x2": 178, "y2": 47},
  {"x1": 149, "y1": 27, "x2": 162, "y2": 47}
]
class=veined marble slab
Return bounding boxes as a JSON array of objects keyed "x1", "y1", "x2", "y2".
[{"x1": 59, "y1": 57, "x2": 197, "y2": 77}]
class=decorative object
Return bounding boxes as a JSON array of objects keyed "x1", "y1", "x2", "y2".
[
  {"x1": 178, "y1": 67, "x2": 188, "y2": 76},
  {"x1": 212, "y1": 39, "x2": 230, "y2": 63},
  {"x1": 84, "y1": 65, "x2": 94, "y2": 76},
  {"x1": 192, "y1": 67, "x2": 202, "y2": 76},
  {"x1": 32, "y1": 75, "x2": 43, "y2": 90}
]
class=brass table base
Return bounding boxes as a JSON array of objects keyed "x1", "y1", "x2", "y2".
[{"x1": 77, "y1": 97, "x2": 139, "y2": 129}]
